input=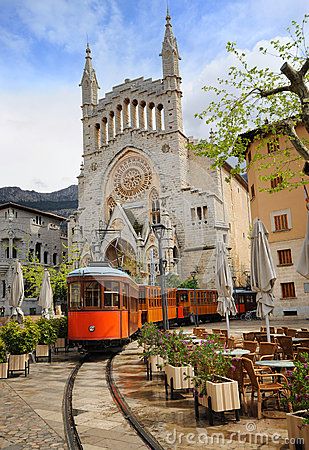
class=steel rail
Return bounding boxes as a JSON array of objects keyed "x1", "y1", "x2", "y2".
[
  {"x1": 62, "y1": 355, "x2": 87, "y2": 450},
  {"x1": 106, "y1": 354, "x2": 165, "y2": 450}
]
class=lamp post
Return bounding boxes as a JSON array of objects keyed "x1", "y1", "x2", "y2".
[
  {"x1": 190, "y1": 270, "x2": 198, "y2": 327},
  {"x1": 152, "y1": 223, "x2": 169, "y2": 330}
]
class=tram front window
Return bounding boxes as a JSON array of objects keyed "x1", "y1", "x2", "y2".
[
  {"x1": 84, "y1": 281, "x2": 101, "y2": 308},
  {"x1": 69, "y1": 283, "x2": 82, "y2": 308},
  {"x1": 104, "y1": 281, "x2": 120, "y2": 308}
]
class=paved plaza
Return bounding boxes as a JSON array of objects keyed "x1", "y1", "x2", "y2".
[{"x1": 0, "y1": 318, "x2": 308, "y2": 449}]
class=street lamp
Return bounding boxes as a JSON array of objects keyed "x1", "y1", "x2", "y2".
[
  {"x1": 152, "y1": 223, "x2": 169, "y2": 330},
  {"x1": 190, "y1": 270, "x2": 198, "y2": 327}
]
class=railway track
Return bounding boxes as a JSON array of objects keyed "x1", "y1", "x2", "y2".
[{"x1": 63, "y1": 350, "x2": 165, "y2": 450}]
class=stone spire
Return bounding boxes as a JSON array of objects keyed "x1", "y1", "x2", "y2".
[
  {"x1": 160, "y1": 7, "x2": 181, "y2": 79},
  {"x1": 80, "y1": 43, "x2": 100, "y2": 106}
]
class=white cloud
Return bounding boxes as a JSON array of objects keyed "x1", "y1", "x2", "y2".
[{"x1": 0, "y1": 85, "x2": 81, "y2": 192}]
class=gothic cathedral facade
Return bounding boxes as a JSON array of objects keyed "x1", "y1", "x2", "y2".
[{"x1": 69, "y1": 13, "x2": 251, "y2": 287}]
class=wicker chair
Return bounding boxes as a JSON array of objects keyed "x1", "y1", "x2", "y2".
[
  {"x1": 255, "y1": 334, "x2": 268, "y2": 343},
  {"x1": 212, "y1": 329, "x2": 221, "y2": 335},
  {"x1": 296, "y1": 331, "x2": 309, "y2": 338},
  {"x1": 296, "y1": 347, "x2": 309, "y2": 362},
  {"x1": 276, "y1": 336, "x2": 295, "y2": 360},
  {"x1": 258, "y1": 342, "x2": 277, "y2": 360},
  {"x1": 276, "y1": 328, "x2": 284, "y2": 334},
  {"x1": 242, "y1": 357, "x2": 291, "y2": 419},
  {"x1": 286, "y1": 329, "x2": 297, "y2": 337},
  {"x1": 301, "y1": 328, "x2": 308, "y2": 332},
  {"x1": 243, "y1": 332, "x2": 256, "y2": 341},
  {"x1": 227, "y1": 337, "x2": 235, "y2": 349},
  {"x1": 243, "y1": 340, "x2": 258, "y2": 353},
  {"x1": 297, "y1": 340, "x2": 309, "y2": 348}
]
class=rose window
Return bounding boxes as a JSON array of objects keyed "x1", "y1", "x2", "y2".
[{"x1": 113, "y1": 156, "x2": 153, "y2": 200}]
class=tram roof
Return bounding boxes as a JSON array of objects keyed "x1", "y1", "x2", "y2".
[{"x1": 68, "y1": 264, "x2": 132, "y2": 279}]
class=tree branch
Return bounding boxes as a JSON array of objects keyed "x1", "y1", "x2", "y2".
[
  {"x1": 299, "y1": 57, "x2": 309, "y2": 76},
  {"x1": 259, "y1": 85, "x2": 291, "y2": 97},
  {"x1": 280, "y1": 119, "x2": 309, "y2": 161}
]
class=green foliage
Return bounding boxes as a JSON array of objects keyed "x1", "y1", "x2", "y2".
[
  {"x1": 0, "y1": 339, "x2": 8, "y2": 363},
  {"x1": 190, "y1": 15, "x2": 309, "y2": 191},
  {"x1": 0, "y1": 319, "x2": 39, "y2": 354},
  {"x1": 50, "y1": 316, "x2": 68, "y2": 338},
  {"x1": 137, "y1": 322, "x2": 163, "y2": 357},
  {"x1": 161, "y1": 330, "x2": 193, "y2": 367},
  {"x1": 284, "y1": 353, "x2": 309, "y2": 424},
  {"x1": 178, "y1": 278, "x2": 199, "y2": 289},
  {"x1": 189, "y1": 334, "x2": 232, "y2": 390},
  {"x1": 36, "y1": 318, "x2": 57, "y2": 345},
  {"x1": 22, "y1": 246, "x2": 79, "y2": 300}
]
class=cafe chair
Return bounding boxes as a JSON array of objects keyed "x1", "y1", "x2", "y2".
[
  {"x1": 243, "y1": 340, "x2": 258, "y2": 353},
  {"x1": 258, "y1": 342, "x2": 277, "y2": 360},
  {"x1": 243, "y1": 332, "x2": 256, "y2": 341},
  {"x1": 296, "y1": 331, "x2": 309, "y2": 338},
  {"x1": 242, "y1": 357, "x2": 291, "y2": 419},
  {"x1": 276, "y1": 336, "x2": 295, "y2": 360},
  {"x1": 301, "y1": 328, "x2": 308, "y2": 332},
  {"x1": 296, "y1": 347, "x2": 309, "y2": 362},
  {"x1": 286, "y1": 329, "x2": 297, "y2": 337},
  {"x1": 276, "y1": 328, "x2": 284, "y2": 334},
  {"x1": 227, "y1": 357, "x2": 247, "y2": 413},
  {"x1": 212, "y1": 329, "x2": 221, "y2": 335},
  {"x1": 255, "y1": 334, "x2": 268, "y2": 343}
]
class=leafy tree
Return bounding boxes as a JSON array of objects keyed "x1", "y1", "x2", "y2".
[
  {"x1": 190, "y1": 15, "x2": 309, "y2": 191},
  {"x1": 178, "y1": 277, "x2": 199, "y2": 289}
]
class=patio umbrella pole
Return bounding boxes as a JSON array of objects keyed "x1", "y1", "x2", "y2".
[
  {"x1": 265, "y1": 313, "x2": 271, "y2": 343},
  {"x1": 225, "y1": 311, "x2": 230, "y2": 338}
]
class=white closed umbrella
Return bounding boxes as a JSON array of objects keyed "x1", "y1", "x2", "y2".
[
  {"x1": 38, "y1": 269, "x2": 53, "y2": 319},
  {"x1": 251, "y1": 219, "x2": 276, "y2": 342},
  {"x1": 9, "y1": 260, "x2": 24, "y2": 323},
  {"x1": 296, "y1": 211, "x2": 309, "y2": 279},
  {"x1": 215, "y1": 241, "x2": 237, "y2": 338}
]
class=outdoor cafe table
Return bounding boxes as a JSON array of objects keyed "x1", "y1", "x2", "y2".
[
  {"x1": 292, "y1": 337, "x2": 309, "y2": 343},
  {"x1": 255, "y1": 359, "x2": 295, "y2": 372},
  {"x1": 221, "y1": 349, "x2": 251, "y2": 357}
]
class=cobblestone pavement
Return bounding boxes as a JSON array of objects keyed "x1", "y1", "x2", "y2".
[{"x1": 0, "y1": 352, "x2": 79, "y2": 450}]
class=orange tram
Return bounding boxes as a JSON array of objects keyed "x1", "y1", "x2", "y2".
[{"x1": 67, "y1": 263, "x2": 221, "y2": 350}]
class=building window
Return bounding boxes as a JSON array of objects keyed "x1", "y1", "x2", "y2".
[
  {"x1": 247, "y1": 150, "x2": 252, "y2": 163},
  {"x1": 267, "y1": 138, "x2": 280, "y2": 153},
  {"x1": 53, "y1": 253, "x2": 58, "y2": 265},
  {"x1": 35, "y1": 216, "x2": 42, "y2": 225},
  {"x1": 191, "y1": 208, "x2": 196, "y2": 221},
  {"x1": 278, "y1": 249, "x2": 292, "y2": 266},
  {"x1": 304, "y1": 283, "x2": 309, "y2": 293},
  {"x1": 281, "y1": 282, "x2": 296, "y2": 299},
  {"x1": 2, "y1": 280, "x2": 5, "y2": 298},
  {"x1": 43, "y1": 251, "x2": 49, "y2": 264},
  {"x1": 274, "y1": 214, "x2": 289, "y2": 231},
  {"x1": 191, "y1": 205, "x2": 208, "y2": 224},
  {"x1": 250, "y1": 184, "x2": 255, "y2": 199},
  {"x1": 197, "y1": 207, "x2": 202, "y2": 221},
  {"x1": 35, "y1": 243, "x2": 42, "y2": 262},
  {"x1": 271, "y1": 175, "x2": 283, "y2": 189}
]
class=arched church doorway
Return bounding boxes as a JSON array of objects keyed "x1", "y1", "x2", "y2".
[{"x1": 105, "y1": 238, "x2": 137, "y2": 276}]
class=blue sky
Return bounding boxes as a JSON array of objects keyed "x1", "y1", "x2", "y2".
[{"x1": 0, "y1": 0, "x2": 308, "y2": 192}]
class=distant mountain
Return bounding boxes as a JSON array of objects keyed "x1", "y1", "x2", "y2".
[{"x1": 0, "y1": 185, "x2": 78, "y2": 217}]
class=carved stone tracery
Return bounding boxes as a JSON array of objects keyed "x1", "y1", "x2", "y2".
[{"x1": 113, "y1": 156, "x2": 153, "y2": 201}]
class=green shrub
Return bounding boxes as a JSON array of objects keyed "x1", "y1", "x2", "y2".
[
  {"x1": 36, "y1": 318, "x2": 57, "y2": 345},
  {"x1": 50, "y1": 316, "x2": 68, "y2": 338},
  {"x1": 0, "y1": 339, "x2": 8, "y2": 363},
  {"x1": 0, "y1": 319, "x2": 39, "y2": 354}
]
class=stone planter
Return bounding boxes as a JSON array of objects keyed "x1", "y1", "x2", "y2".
[
  {"x1": 286, "y1": 411, "x2": 309, "y2": 450},
  {"x1": 36, "y1": 344, "x2": 51, "y2": 362},
  {"x1": 9, "y1": 354, "x2": 29, "y2": 377},
  {"x1": 164, "y1": 364, "x2": 194, "y2": 399},
  {"x1": 0, "y1": 362, "x2": 8, "y2": 379}
]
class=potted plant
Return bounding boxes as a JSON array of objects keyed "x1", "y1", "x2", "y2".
[
  {"x1": 285, "y1": 352, "x2": 309, "y2": 450},
  {"x1": 0, "y1": 318, "x2": 39, "y2": 376},
  {"x1": 50, "y1": 316, "x2": 68, "y2": 352},
  {"x1": 36, "y1": 318, "x2": 57, "y2": 361},
  {"x1": 138, "y1": 323, "x2": 165, "y2": 374},
  {"x1": 0, "y1": 338, "x2": 8, "y2": 379},
  {"x1": 189, "y1": 335, "x2": 239, "y2": 423},
  {"x1": 162, "y1": 330, "x2": 194, "y2": 397}
]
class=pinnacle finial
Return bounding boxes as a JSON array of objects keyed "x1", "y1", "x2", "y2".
[
  {"x1": 166, "y1": 1, "x2": 171, "y2": 23},
  {"x1": 86, "y1": 42, "x2": 91, "y2": 56}
]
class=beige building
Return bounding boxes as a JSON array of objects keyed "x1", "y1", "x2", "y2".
[
  {"x1": 69, "y1": 12, "x2": 251, "y2": 287},
  {"x1": 0, "y1": 202, "x2": 67, "y2": 315},
  {"x1": 245, "y1": 124, "x2": 309, "y2": 318}
]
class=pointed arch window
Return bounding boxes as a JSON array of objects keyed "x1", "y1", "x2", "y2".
[{"x1": 150, "y1": 189, "x2": 160, "y2": 224}]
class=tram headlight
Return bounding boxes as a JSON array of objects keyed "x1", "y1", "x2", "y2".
[{"x1": 89, "y1": 325, "x2": 95, "y2": 332}]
